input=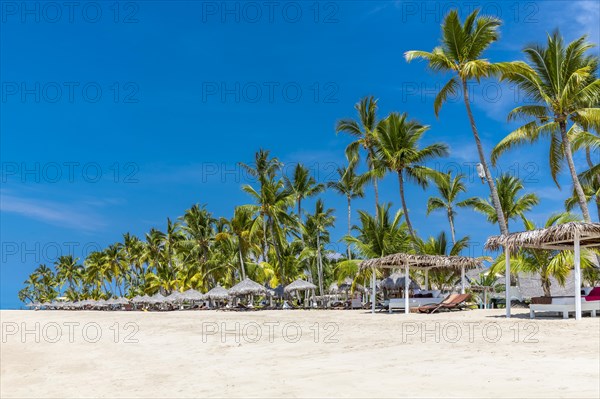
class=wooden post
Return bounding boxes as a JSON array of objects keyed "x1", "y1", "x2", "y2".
[
  {"x1": 461, "y1": 266, "x2": 466, "y2": 294},
  {"x1": 505, "y1": 246, "x2": 511, "y2": 318},
  {"x1": 424, "y1": 270, "x2": 429, "y2": 290},
  {"x1": 574, "y1": 231, "x2": 582, "y2": 321},
  {"x1": 404, "y1": 262, "x2": 409, "y2": 315},
  {"x1": 371, "y1": 268, "x2": 376, "y2": 314}
]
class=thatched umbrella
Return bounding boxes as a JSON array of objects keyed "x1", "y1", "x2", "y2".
[
  {"x1": 284, "y1": 279, "x2": 317, "y2": 293},
  {"x1": 206, "y1": 285, "x2": 229, "y2": 300},
  {"x1": 229, "y1": 278, "x2": 267, "y2": 297},
  {"x1": 181, "y1": 289, "x2": 205, "y2": 301},
  {"x1": 166, "y1": 291, "x2": 186, "y2": 303}
]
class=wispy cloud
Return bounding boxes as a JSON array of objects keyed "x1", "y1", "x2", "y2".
[{"x1": 1, "y1": 191, "x2": 107, "y2": 231}]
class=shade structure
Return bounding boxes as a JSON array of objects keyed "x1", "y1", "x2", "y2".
[
  {"x1": 132, "y1": 295, "x2": 151, "y2": 304},
  {"x1": 181, "y1": 289, "x2": 205, "y2": 301},
  {"x1": 330, "y1": 277, "x2": 366, "y2": 294},
  {"x1": 26, "y1": 302, "x2": 40, "y2": 307},
  {"x1": 362, "y1": 252, "x2": 483, "y2": 315},
  {"x1": 148, "y1": 293, "x2": 167, "y2": 304},
  {"x1": 166, "y1": 291, "x2": 186, "y2": 302},
  {"x1": 284, "y1": 279, "x2": 317, "y2": 293},
  {"x1": 229, "y1": 278, "x2": 267, "y2": 297},
  {"x1": 206, "y1": 285, "x2": 229, "y2": 300},
  {"x1": 361, "y1": 253, "x2": 483, "y2": 270},
  {"x1": 114, "y1": 297, "x2": 130, "y2": 305},
  {"x1": 485, "y1": 222, "x2": 600, "y2": 321}
]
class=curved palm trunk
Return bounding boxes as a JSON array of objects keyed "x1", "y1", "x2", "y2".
[
  {"x1": 559, "y1": 121, "x2": 591, "y2": 222},
  {"x1": 397, "y1": 171, "x2": 416, "y2": 238},
  {"x1": 585, "y1": 148, "x2": 600, "y2": 221},
  {"x1": 269, "y1": 217, "x2": 285, "y2": 285},
  {"x1": 347, "y1": 195, "x2": 352, "y2": 260},
  {"x1": 368, "y1": 148, "x2": 379, "y2": 215},
  {"x1": 316, "y1": 233, "x2": 324, "y2": 297},
  {"x1": 461, "y1": 79, "x2": 508, "y2": 235},
  {"x1": 447, "y1": 209, "x2": 456, "y2": 245},
  {"x1": 238, "y1": 245, "x2": 246, "y2": 280}
]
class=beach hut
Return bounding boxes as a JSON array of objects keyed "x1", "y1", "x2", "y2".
[
  {"x1": 361, "y1": 253, "x2": 483, "y2": 314},
  {"x1": 485, "y1": 222, "x2": 600, "y2": 320},
  {"x1": 206, "y1": 285, "x2": 229, "y2": 308},
  {"x1": 285, "y1": 279, "x2": 317, "y2": 307},
  {"x1": 284, "y1": 279, "x2": 317, "y2": 293},
  {"x1": 181, "y1": 289, "x2": 205, "y2": 301},
  {"x1": 229, "y1": 278, "x2": 267, "y2": 296}
]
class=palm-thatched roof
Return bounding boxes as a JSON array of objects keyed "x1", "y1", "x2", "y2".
[
  {"x1": 329, "y1": 277, "x2": 366, "y2": 294},
  {"x1": 228, "y1": 278, "x2": 267, "y2": 296},
  {"x1": 206, "y1": 285, "x2": 229, "y2": 300},
  {"x1": 485, "y1": 222, "x2": 600, "y2": 251},
  {"x1": 284, "y1": 279, "x2": 317, "y2": 293},
  {"x1": 181, "y1": 289, "x2": 205, "y2": 301},
  {"x1": 360, "y1": 253, "x2": 483, "y2": 270}
]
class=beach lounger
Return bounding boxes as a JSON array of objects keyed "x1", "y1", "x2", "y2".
[
  {"x1": 530, "y1": 289, "x2": 600, "y2": 319},
  {"x1": 418, "y1": 294, "x2": 469, "y2": 314}
]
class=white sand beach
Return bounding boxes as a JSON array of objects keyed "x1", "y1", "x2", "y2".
[{"x1": 1, "y1": 309, "x2": 599, "y2": 398}]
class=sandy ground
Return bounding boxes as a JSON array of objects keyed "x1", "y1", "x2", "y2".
[{"x1": 1, "y1": 308, "x2": 599, "y2": 398}]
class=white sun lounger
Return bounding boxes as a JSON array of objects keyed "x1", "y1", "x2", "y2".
[{"x1": 530, "y1": 301, "x2": 600, "y2": 319}]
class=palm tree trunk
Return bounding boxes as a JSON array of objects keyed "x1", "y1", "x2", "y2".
[
  {"x1": 316, "y1": 233, "x2": 324, "y2": 297},
  {"x1": 347, "y1": 196, "x2": 353, "y2": 259},
  {"x1": 269, "y1": 218, "x2": 284, "y2": 285},
  {"x1": 461, "y1": 79, "x2": 508, "y2": 235},
  {"x1": 585, "y1": 148, "x2": 600, "y2": 221},
  {"x1": 297, "y1": 198, "x2": 302, "y2": 218},
  {"x1": 238, "y1": 246, "x2": 246, "y2": 280},
  {"x1": 397, "y1": 171, "x2": 416, "y2": 238},
  {"x1": 448, "y1": 209, "x2": 456, "y2": 245},
  {"x1": 560, "y1": 121, "x2": 591, "y2": 222},
  {"x1": 368, "y1": 148, "x2": 379, "y2": 215},
  {"x1": 541, "y1": 276, "x2": 551, "y2": 297}
]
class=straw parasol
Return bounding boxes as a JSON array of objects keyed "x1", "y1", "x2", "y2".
[
  {"x1": 284, "y1": 279, "x2": 317, "y2": 293},
  {"x1": 166, "y1": 291, "x2": 186, "y2": 303},
  {"x1": 330, "y1": 277, "x2": 366, "y2": 294},
  {"x1": 485, "y1": 222, "x2": 600, "y2": 251},
  {"x1": 206, "y1": 285, "x2": 229, "y2": 300},
  {"x1": 228, "y1": 278, "x2": 267, "y2": 297},
  {"x1": 181, "y1": 289, "x2": 205, "y2": 301},
  {"x1": 360, "y1": 253, "x2": 483, "y2": 270}
]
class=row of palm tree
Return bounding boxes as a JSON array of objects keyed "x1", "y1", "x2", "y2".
[{"x1": 19, "y1": 9, "x2": 599, "y2": 305}]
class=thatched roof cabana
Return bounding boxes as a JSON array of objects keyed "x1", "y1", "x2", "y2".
[
  {"x1": 229, "y1": 278, "x2": 267, "y2": 296},
  {"x1": 284, "y1": 279, "x2": 317, "y2": 293},
  {"x1": 485, "y1": 222, "x2": 600, "y2": 321},
  {"x1": 206, "y1": 285, "x2": 229, "y2": 300},
  {"x1": 485, "y1": 222, "x2": 600, "y2": 251},
  {"x1": 361, "y1": 252, "x2": 483, "y2": 314},
  {"x1": 181, "y1": 289, "x2": 205, "y2": 301},
  {"x1": 360, "y1": 253, "x2": 483, "y2": 270}
]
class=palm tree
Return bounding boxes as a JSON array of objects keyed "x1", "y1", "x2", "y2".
[
  {"x1": 414, "y1": 231, "x2": 471, "y2": 291},
  {"x1": 327, "y1": 163, "x2": 370, "y2": 258},
  {"x1": 492, "y1": 32, "x2": 600, "y2": 222},
  {"x1": 283, "y1": 163, "x2": 324, "y2": 217},
  {"x1": 489, "y1": 213, "x2": 597, "y2": 296},
  {"x1": 305, "y1": 199, "x2": 335, "y2": 296},
  {"x1": 226, "y1": 206, "x2": 260, "y2": 280},
  {"x1": 55, "y1": 255, "x2": 82, "y2": 296},
  {"x1": 570, "y1": 126, "x2": 600, "y2": 220},
  {"x1": 426, "y1": 172, "x2": 469, "y2": 244},
  {"x1": 336, "y1": 96, "x2": 383, "y2": 214},
  {"x1": 375, "y1": 112, "x2": 449, "y2": 237},
  {"x1": 460, "y1": 174, "x2": 539, "y2": 230},
  {"x1": 405, "y1": 9, "x2": 509, "y2": 235}
]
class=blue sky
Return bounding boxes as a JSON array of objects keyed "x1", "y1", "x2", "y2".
[{"x1": 1, "y1": 1, "x2": 599, "y2": 309}]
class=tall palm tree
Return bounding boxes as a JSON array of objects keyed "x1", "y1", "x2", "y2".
[
  {"x1": 226, "y1": 206, "x2": 260, "y2": 280},
  {"x1": 460, "y1": 174, "x2": 539, "y2": 230},
  {"x1": 405, "y1": 9, "x2": 509, "y2": 235},
  {"x1": 55, "y1": 255, "x2": 82, "y2": 296},
  {"x1": 305, "y1": 199, "x2": 335, "y2": 296},
  {"x1": 327, "y1": 163, "x2": 370, "y2": 258},
  {"x1": 492, "y1": 32, "x2": 600, "y2": 222},
  {"x1": 376, "y1": 112, "x2": 449, "y2": 237},
  {"x1": 283, "y1": 163, "x2": 324, "y2": 217},
  {"x1": 426, "y1": 172, "x2": 469, "y2": 244},
  {"x1": 336, "y1": 96, "x2": 383, "y2": 214},
  {"x1": 570, "y1": 126, "x2": 600, "y2": 220}
]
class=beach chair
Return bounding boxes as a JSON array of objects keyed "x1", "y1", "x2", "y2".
[{"x1": 418, "y1": 293, "x2": 467, "y2": 314}]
